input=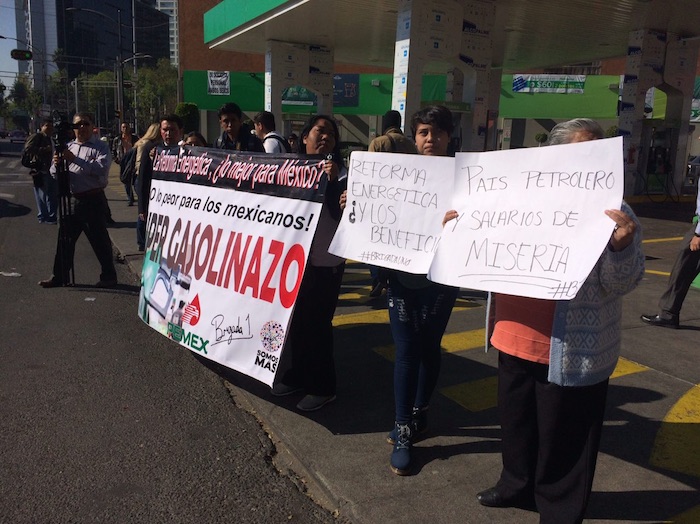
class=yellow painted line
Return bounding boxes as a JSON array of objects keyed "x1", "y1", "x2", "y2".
[
  {"x1": 643, "y1": 237, "x2": 684, "y2": 244},
  {"x1": 342, "y1": 272, "x2": 369, "y2": 283},
  {"x1": 441, "y1": 377, "x2": 498, "y2": 412},
  {"x1": 645, "y1": 269, "x2": 671, "y2": 277},
  {"x1": 442, "y1": 329, "x2": 486, "y2": 353},
  {"x1": 670, "y1": 504, "x2": 700, "y2": 523},
  {"x1": 334, "y1": 309, "x2": 389, "y2": 328},
  {"x1": 374, "y1": 344, "x2": 395, "y2": 361},
  {"x1": 649, "y1": 385, "x2": 700, "y2": 478},
  {"x1": 338, "y1": 292, "x2": 367, "y2": 301},
  {"x1": 610, "y1": 357, "x2": 650, "y2": 380}
]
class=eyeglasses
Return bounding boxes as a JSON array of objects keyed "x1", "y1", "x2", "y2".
[{"x1": 74, "y1": 121, "x2": 91, "y2": 128}]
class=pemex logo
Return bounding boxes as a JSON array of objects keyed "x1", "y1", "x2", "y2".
[{"x1": 183, "y1": 294, "x2": 201, "y2": 326}]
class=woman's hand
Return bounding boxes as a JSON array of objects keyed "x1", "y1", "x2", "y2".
[
  {"x1": 340, "y1": 190, "x2": 347, "y2": 210},
  {"x1": 322, "y1": 159, "x2": 339, "y2": 182},
  {"x1": 443, "y1": 209, "x2": 458, "y2": 227},
  {"x1": 605, "y1": 209, "x2": 636, "y2": 252}
]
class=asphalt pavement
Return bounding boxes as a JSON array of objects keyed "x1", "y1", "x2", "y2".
[{"x1": 103, "y1": 163, "x2": 700, "y2": 524}]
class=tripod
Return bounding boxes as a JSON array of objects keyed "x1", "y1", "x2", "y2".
[{"x1": 54, "y1": 142, "x2": 75, "y2": 286}]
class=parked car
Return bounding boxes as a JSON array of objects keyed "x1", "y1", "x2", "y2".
[{"x1": 8, "y1": 130, "x2": 28, "y2": 143}]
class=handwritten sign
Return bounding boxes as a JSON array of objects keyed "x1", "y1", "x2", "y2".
[
  {"x1": 428, "y1": 137, "x2": 624, "y2": 299},
  {"x1": 138, "y1": 146, "x2": 326, "y2": 386},
  {"x1": 329, "y1": 151, "x2": 454, "y2": 273}
]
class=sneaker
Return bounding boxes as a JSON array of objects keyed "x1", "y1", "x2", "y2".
[
  {"x1": 387, "y1": 406, "x2": 428, "y2": 444},
  {"x1": 390, "y1": 422, "x2": 413, "y2": 475},
  {"x1": 296, "y1": 394, "x2": 336, "y2": 412},
  {"x1": 96, "y1": 278, "x2": 118, "y2": 288},
  {"x1": 270, "y1": 383, "x2": 303, "y2": 397}
]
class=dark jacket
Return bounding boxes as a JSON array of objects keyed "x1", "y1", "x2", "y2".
[{"x1": 214, "y1": 123, "x2": 264, "y2": 152}]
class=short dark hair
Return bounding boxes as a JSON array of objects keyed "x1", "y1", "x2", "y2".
[
  {"x1": 382, "y1": 110, "x2": 402, "y2": 133},
  {"x1": 161, "y1": 113, "x2": 183, "y2": 129},
  {"x1": 40, "y1": 117, "x2": 53, "y2": 125},
  {"x1": 410, "y1": 105, "x2": 453, "y2": 137},
  {"x1": 185, "y1": 131, "x2": 208, "y2": 146},
  {"x1": 73, "y1": 112, "x2": 93, "y2": 125},
  {"x1": 218, "y1": 102, "x2": 242, "y2": 119},
  {"x1": 253, "y1": 111, "x2": 276, "y2": 131}
]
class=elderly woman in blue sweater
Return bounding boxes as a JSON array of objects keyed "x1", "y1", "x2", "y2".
[{"x1": 446, "y1": 118, "x2": 645, "y2": 523}]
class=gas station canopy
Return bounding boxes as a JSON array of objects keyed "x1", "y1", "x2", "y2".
[{"x1": 205, "y1": 0, "x2": 700, "y2": 71}]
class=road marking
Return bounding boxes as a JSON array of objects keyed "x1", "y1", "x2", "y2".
[
  {"x1": 643, "y1": 237, "x2": 684, "y2": 244},
  {"x1": 609, "y1": 357, "x2": 649, "y2": 379},
  {"x1": 645, "y1": 269, "x2": 671, "y2": 277},
  {"x1": 649, "y1": 384, "x2": 700, "y2": 478},
  {"x1": 442, "y1": 377, "x2": 498, "y2": 412}
]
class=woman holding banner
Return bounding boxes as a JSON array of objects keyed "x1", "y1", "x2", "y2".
[
  {"x1": 271, "y1": 115, "x2": 347, "y2": 412},
  {"x1": 445, "y1": 118, "x2": 645, "y2": 522},
  {"x1": 383, "y1": 105, "x2": 460, "y2": 476}
]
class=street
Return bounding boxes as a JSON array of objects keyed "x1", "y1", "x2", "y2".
[
  {"x1": 1, "y1": 151, "x2": 699, "y2": 523},
  {"x1": 0, "y1": 155, "x2": 342, "y2": 524}
]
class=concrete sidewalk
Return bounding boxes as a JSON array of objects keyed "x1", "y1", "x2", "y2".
[{"x1": 104, "y1": 166, "x2": 700, "y2": 524}]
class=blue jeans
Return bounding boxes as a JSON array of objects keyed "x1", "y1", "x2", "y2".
[
  {"x1": 387, "y1": 275, "x2": 458, "y2": 424},
  {"x1": 32, "y1": 172, "x2": 58, "y2": 222}
]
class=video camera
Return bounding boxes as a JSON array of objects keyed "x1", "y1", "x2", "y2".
[{"x1": 51, "y1": 110, "x2": 77, "y2": 153}]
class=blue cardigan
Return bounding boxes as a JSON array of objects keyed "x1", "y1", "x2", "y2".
[{"x1": 548, "y1": 201, "x2": 645, "y2": 386}]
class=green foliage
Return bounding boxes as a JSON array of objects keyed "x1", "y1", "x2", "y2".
[
  {"x1": 134, "y1": 58, "x2": 178, "y2": 132},
  {"x1": 534, "y1": 132, "x2": 548, "y2": 144},
  {"x1": 605, "y1": 125, "x2": 618, "y2": 138},
  {"x1": 175, "y1": 102, "x2": 199, "y2": 133}
]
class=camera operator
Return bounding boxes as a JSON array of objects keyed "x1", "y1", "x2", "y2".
[{"x1": 38, "y1": 112, "x2": 118, "y2": 288}]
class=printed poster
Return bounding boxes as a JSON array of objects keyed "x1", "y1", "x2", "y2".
[{"x1": 138, "y1": 146, "x2": 327, "y2": 386}]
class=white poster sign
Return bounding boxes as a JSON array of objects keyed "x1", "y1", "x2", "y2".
[
  {"x1": 138, "y1": 147, "x2": 326, "y2": 386},
  {"x1": 207, "y1": 71, "x2": 230, "y2": 95},
  {"x1": 428, "y1": 137, "x2": 624, "y2": 299},
  {"x1": 329, "y1": 151, "x2": 454, "y2": 274}
]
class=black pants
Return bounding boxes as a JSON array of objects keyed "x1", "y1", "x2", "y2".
[
  {"x1": 496, "y1": 352, "x2": 608, "y2": 524},
  {"x1": 52, "y1": 191, "x2": 117, "y2": 284},
  {"x1": 658, "y1": 225, "x2": 700, "y2": 320},
  {"x1": 276, "y1": 263, "x2": 345, "y2": 396}
]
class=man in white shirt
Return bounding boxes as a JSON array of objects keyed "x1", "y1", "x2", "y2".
[
  {"x1": 39, "y1": 112, "x2": 117, "y2": 288},
  {"x1": 253, "y1": 111, "x2": 291, "y2": 154}
]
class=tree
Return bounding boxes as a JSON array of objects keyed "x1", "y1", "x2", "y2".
[
  {"x1": 534, "y1": 132, "x2": 548, "y2": 146},
  {"x1": 134, "y1": 59, "x2": 177, "y2": 132},
  {"x1": 175, "y1": 102, "x2": 199, "y2": 133},
  {"x1": 8, "y1": 76, "x2": 41, "y2": 130}
]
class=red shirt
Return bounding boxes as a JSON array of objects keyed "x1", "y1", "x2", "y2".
[{"x1": 490, "y1": 294, "x2": 556, "y2": 364}]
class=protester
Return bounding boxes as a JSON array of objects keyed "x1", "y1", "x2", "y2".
[
  {"x1": 443, "y1": 118, "x2": 645, "y2": 522},
  {"x1": 366, "y1": 110, "x2": 418, "y2": 297},
  {"x1": 214, "y1": 102, "x2": 264, "y2": 152},
  {"x1": 24, "y1": 118, "x2": 56, "y2": 223},
  {"x1": 38, "y1": 112, "x2": 117, "y2": 288},
  {"x1": 271, "y1": 115, "x2": 346, "y2": 412},
  {"x1": 112, "y1": 122, "x2": 138, "y2": 205},
  {"x1": 136, "y1": 115, "x2": 183, "y2": 252},
  {"x1": 184, "y1": 131, "x2": 208, "y2": 147},
  {"x1": 641, "y1": 181, "x2": 700, "y2": 328},
  {"x1": 377, "y1": 105, "x2": 459, "y2": 476},
  {"x1": 132, "y1": 123, "x2": 161, "y2": 251},
  {"x1": 253, "y1": 111, "x2": 291, "y2": 153},
  {"x1": 287, "y1": 133, "x2": 299, "y2": 153}
]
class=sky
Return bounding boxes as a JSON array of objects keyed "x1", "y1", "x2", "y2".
[{"x1": 0, "y1": 0, "x2": 19, "y2": 88}]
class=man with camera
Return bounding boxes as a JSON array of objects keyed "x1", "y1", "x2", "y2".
[
  {"x1": 38, "y1": 112, "x2": 117, "y2": 289},
  {"x1": 24, "y1": 118, "x2": 57, "y2": 224}
]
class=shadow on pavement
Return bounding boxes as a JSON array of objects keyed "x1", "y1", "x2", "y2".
[{"x1": 0, "y1": 198, "x2": 31, "y2": 219}]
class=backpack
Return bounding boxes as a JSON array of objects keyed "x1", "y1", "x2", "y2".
[
  {"x1": 263, "y1": 134, "x2": 292, "y2": 153},
  {"x1": 119, "y1": 147, "x2": 137, "y2": 184},
  {"x1": 21, "y1": 135, "x2": 39, "y2": 169}
]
